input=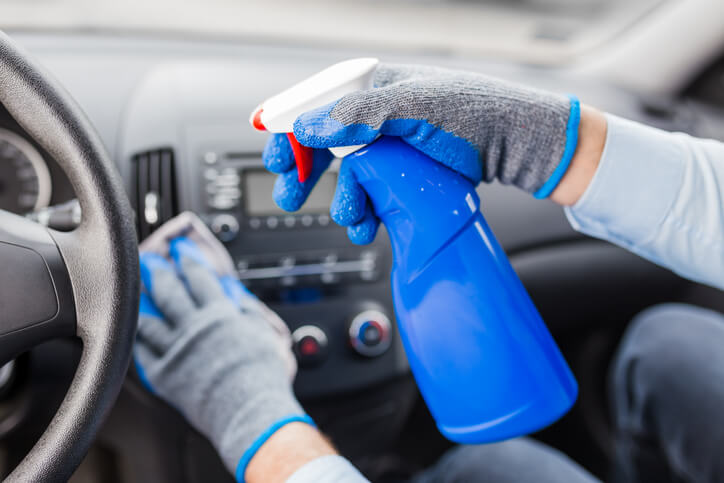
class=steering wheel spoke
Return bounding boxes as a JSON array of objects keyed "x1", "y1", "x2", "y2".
[{"x1": 0, "y1": 209, "x2": 75, "y2": 359}]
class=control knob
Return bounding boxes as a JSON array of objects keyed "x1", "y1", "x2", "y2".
[
  {"x1": 348, "y1": 310, "x2": 392, "y2": 357},
  {"x1": 210, "y1": 214, "x2": 239, "y2": 242},
  {"x1": 292, "y1": 325, "x2": 328, "y2": 367}
]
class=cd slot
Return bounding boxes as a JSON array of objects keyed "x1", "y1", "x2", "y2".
[{"x1": 239, "y1": 259, "x2": 375, "y2": 280}]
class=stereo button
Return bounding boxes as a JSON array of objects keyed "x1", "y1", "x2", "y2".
[
  {"x1": 292, "y1": 325, "x2": 328, "y2": 367},
  {"x1": 211, "y1": 214, "x2": 239, "y2": 242}
]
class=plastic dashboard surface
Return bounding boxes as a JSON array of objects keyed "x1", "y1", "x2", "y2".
[
  {"x1": 2, "y1": 33, "x2": 722, "y2": 481},
  {"x1": 12, "y1": 32, "x2": 724, "y2": 401}
]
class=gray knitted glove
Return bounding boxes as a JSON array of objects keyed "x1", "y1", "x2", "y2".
[
  {"x1": 265, "y1": 63, "x2": 580, "y2": 243},
  {"x1": 134, "y1": 237, "x2": 311, "y2": 482}
]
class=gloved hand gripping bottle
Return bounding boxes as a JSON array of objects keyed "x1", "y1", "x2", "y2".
[{"x1": 251, "y1": 58, "x2": 578, "y2": 444}]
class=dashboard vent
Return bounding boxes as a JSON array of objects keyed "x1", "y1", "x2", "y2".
[{"x1": 131, "y1": 148, "x2": 178, "y2": 240}]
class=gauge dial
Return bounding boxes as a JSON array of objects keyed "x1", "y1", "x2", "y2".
[{"x1": 0, "y1": 128, "x2": 52, "y2": 214}]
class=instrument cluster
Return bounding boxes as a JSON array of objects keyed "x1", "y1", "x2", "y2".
[{"x1": 0, "y1": 128, "x2": 52, "y2": 215}]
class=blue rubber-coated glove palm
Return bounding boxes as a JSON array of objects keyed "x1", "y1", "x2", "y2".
[
  {"x1": 262, "y1": 63, "x2": 580, "y2": 245},
  {"x1": 263, "y1": 134, "x2": 378, "y2": 243},
  {"x1": 134, "y1": 237, "x2": 312, "y2": 482}
]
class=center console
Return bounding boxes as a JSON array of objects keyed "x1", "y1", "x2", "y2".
[
  {"x1": 194, "y1": 147, "x2": 407, "y2": 398},
  {"x1": 120, "y1": 61, "x2": 410, "y2": 400}
]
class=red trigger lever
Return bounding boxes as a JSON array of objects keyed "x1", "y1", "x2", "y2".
[
  {"x1": 252, "y1": 109, "x2": 314, "y2": 183},
  {"x1": 286, "y1": 134, "x2": 314, "y2": 183}
]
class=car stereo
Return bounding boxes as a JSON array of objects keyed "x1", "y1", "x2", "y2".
[
  {"x1": 120, "y1": 62, "x2": 409, "y2": 401},
  {"x1": 198, "y1": 153, "x2": 382, "y2": 289},
  {"x1": 189, "y1": 148, "x2": 408, "y2": 398}
]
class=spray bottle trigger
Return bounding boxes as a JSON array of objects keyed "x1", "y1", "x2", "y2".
[
  {"x1": 286, "y1": 133, "x2": 314, "y2": 183},
  {"x1": 251, "y1": 108, "x2": 266, "y2": 131}
]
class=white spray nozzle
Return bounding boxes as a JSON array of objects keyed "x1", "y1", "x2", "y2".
[
  {"x1": 250, "y1": 58, "x2": 379, "y2": 166},
  {"x1": 251, "y1": 57, "x2": 379, "y2": 133}
]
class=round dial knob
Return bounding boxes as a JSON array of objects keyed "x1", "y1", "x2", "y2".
[
  {"x1": 348, "y1": 310, "x2": 392, "y2": 357},
  {"x1": 292, "y1": 325, "x2": 328, "y2": 367},
  {"x1": 210, "y1": 214, "x2": 239, "y2": 242}
]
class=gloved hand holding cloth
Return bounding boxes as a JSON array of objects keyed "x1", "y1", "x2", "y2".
[{"x1": 134, "y1": 213, "x2": 312, "y2": 482}]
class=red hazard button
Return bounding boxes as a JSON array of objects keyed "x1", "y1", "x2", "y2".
[
  {"x1": 292, "y1": 325, "x2": 328, "y2": 367},
  {"x1": 299, "y1": 337, "x2": 319, "y2": 356}
]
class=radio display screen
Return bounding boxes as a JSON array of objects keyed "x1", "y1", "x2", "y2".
[{"x1": 244, "y1": 169, "x2": 338, "y2": 216}]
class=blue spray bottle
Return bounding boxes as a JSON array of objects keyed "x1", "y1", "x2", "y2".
[{"x1": 251, "y1": 58, "x2": 578, "y2": 444}]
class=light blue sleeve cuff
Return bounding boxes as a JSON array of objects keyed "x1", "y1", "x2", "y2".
[
  {"x1": 565, "y1": 113, "x2": 724, "y2": 290},
  {"x1": 235, "y1": 414, "x2": 316, "y2": 483},
  {"x1": 564, "y1": 113, "x2": 685, "y2": 244},
  {"x1": 285, "y1": 455, "x2": 370, "y2": 483}
]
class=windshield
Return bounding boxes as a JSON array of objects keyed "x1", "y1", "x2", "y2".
[{"x1": 2, "y1": 0, "x2": 663, "y2": 64}]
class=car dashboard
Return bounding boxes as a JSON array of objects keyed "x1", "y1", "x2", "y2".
[{"x1": 0, "y1": 31, "x2": 722, "y2": 482}]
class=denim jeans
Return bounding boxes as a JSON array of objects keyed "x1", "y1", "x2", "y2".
[
  {"x1": 411, "y1": 304, "x2": 724, "y2": 483},
  {"x1": 610, "y1": 304, "x2": 724, "y2": 483},
  {"x1": 410, "y1": 437, "x2": 599, "y2": 483}
]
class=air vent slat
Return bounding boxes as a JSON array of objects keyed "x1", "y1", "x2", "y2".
[
  {"x1": 137, "y1": 152, "x2": 150, "y2": 239},
  {"x1": 160, "y1": 149, "x2": 176, "y2": 224},
  {"x1": 148, "y1": 151, "x2": 161, "y2": 226},
  {"x1": 131, "y1": 148, "x2": 177, "y2": 240}
]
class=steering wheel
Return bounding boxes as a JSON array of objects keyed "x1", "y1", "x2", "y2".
[{"x1": 0, "y1": 31, "x2": 139, "y2": 481}]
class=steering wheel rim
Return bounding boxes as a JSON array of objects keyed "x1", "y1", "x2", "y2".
[{"x1": 0, "y1": 31, "x2": 139, "y2": 481}]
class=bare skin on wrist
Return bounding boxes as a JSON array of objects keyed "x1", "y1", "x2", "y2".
[
  {"x1": 245, "y1": 423, "x2": 338, "y2": 483},
  {"x1": 550, "y1": 105, "x2": 608, "y2": 206}
]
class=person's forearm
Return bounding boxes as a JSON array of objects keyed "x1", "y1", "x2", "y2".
[
  {"x1": 246, "y1": 423, "x2": 370, "y2": 483},
  {"x1": 550, "y1": 105, "x2": 607, "y2": 206},
  {"x1": 563, "y1": 112, "x2": 724, "y2": 290},
  {"x1": 245, "y1": 423, "x2": 337, "y2": 483}
]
